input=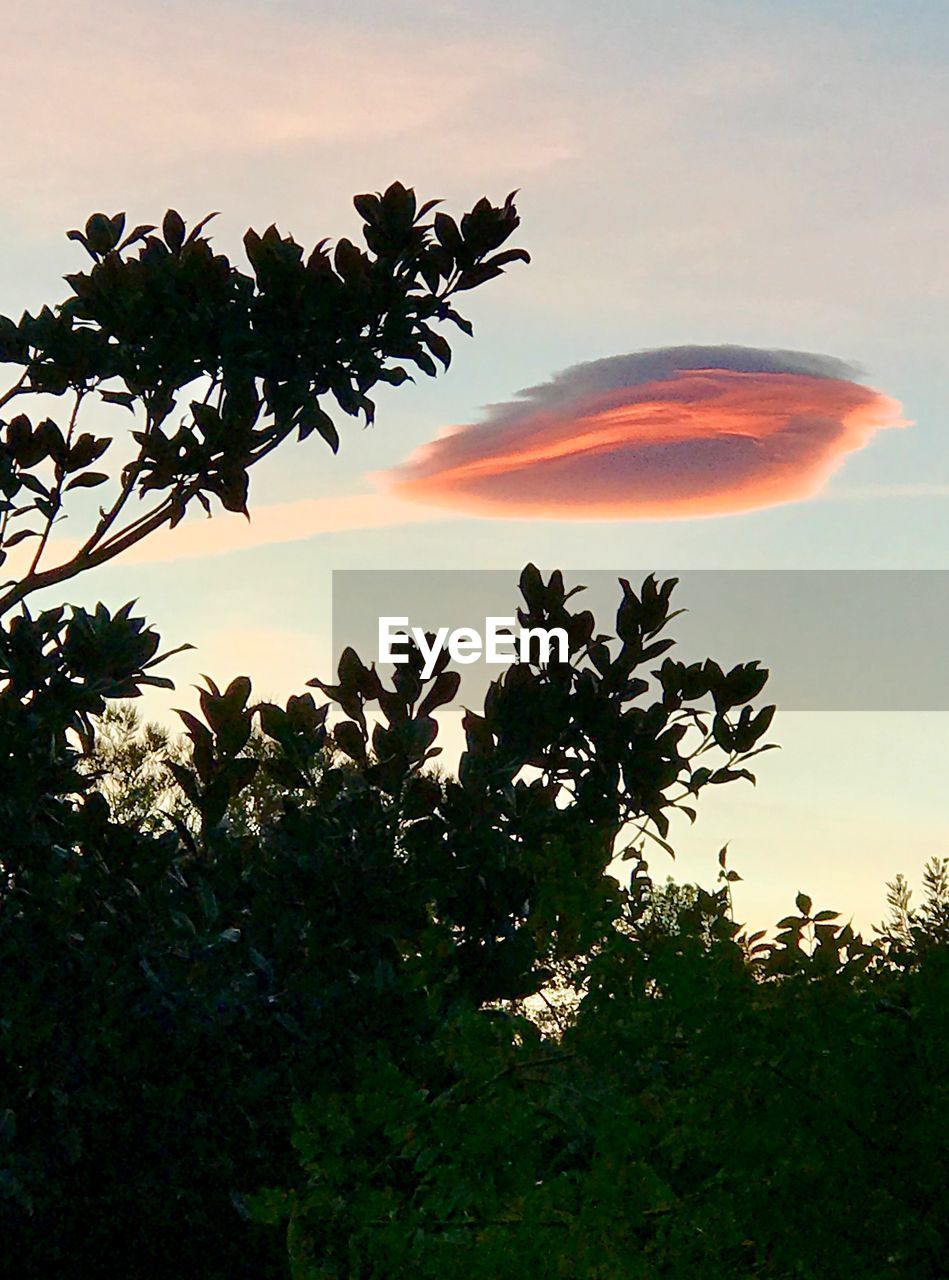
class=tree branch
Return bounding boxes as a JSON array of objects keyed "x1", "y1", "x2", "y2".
[
  {"x1": 0, "y1": 370, "x2": 28, "y2": 412},
  {"x1": 25, "y1": 389, "x2": 84, "y2": 580}
]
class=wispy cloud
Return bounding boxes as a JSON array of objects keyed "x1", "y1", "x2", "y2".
[
  {"x1": 25, "y1": 492, "x2": 445, "y2": 575},
  {"x1": 1, "y1": 0, "x2": 574, "y2": 226},
  {"x1": 821, "y1": 482, "x2": 949, "y2": 501},
  {"x1": 125, "y1": 493, "x2": 447, "y2": 564}
]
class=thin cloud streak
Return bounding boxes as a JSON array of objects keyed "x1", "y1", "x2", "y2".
[
  {"x1": 1, "y1": 0, "x2": 572, "y2": 225},
  {"x1": 27, "y1": 493, "x2": 447, "y2": 574},
  {"x1": 820, "y1": 482, "x2": 949, "y2": 501},
  {"x1": 124, "y1": 494, "x2": 448, "y2": 565}
]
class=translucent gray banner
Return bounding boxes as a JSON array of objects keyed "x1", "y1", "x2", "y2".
[{"x1": 331, "y1": 570, "x2": 949, "y2": 711}]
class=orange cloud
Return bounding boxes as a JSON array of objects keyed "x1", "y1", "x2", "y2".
[
  {"x1": 381, "y1": 347, "x2": 908, "y2": 519},
  {"x1": 10, "y1": 349, "x2": 908, "y2": 581}
]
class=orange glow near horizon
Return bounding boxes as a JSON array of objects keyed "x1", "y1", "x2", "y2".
[{"x1": 384, "y1": 369, "x2": 909, "y2": 520}]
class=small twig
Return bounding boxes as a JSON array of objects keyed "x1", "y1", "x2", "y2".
[
  {"x1": 0, "y1": 370, "x2": 28, "y2": 412},
  {"x1": 77, "y1": 409, "x2": 158, "y2": 557},
  {"x1": 0, "y1": 488, "x2": 187, "y2": 616},
  {"x1": 25, "y1": 389, "x2": 84, "y2": 579}
]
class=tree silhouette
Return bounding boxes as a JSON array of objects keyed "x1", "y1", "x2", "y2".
[{"x1": 2, "y1": 193, "x2": 947, "y2": 1280}]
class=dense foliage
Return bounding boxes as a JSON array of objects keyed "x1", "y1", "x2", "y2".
[{"x1": 1, "y1": 195, "x2": 947, "y2": 1280}]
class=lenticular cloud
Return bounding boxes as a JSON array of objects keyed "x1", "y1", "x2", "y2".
[{"x1": 382, "y1": 346, "x2": 908, "y2": 519}]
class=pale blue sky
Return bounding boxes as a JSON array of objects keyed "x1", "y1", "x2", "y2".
[{"x1": 4, "y1": 0, "x2": 949, "y2": 927}]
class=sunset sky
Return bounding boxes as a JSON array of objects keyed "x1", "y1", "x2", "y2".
[{"x1": 4, "y1": 0, "x2": 949, "y2": 928}]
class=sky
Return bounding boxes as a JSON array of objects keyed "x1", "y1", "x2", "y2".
[{"x1": 3, "y1": 0, "x2": 949, "y2": 929}]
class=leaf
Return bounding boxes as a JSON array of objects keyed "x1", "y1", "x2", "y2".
[
  {"x1": 334, "y1": 720, "x2": 366, "y2": 761},
  {"x1": 795, "y1": 892, "x2": 813, "y2": 917},
  {"x1": 442, "y1": 307, "x2": 473, "y2": 337},
  {"x1": 117, "y1": 223, "x2": 156, "y2": 251},
  {"x1": 417, "y1": 670, "x2": 461, "y2": 718},
  {"x1": 84, "y1": 213, "x2": 117, "y2": 254},
  {"x1": 100, "y1": 389, "x2": 137, "y2": 411},
  {"x1": 334, "y1": 238, "x2": 365, "y2": 280},
  {"x1": 298, "y1": 403, "x2": 339, "y2": 452},
  {"x1": 142, "y1": 640, "x2": 196, "y2": 670},
  {"x1": 424, "y1": 331, "x2": 452, "y2": 368},
  {"x1": 217, "y1": 468, "x2": 249, "y2": 515},
  {"x1": 519, "y1": 562, "x2": 545, "y2": 611},
  {"x1": 66, "y1": 228, "x2": 93, "y2": 257},
  {"x1": 643, "y1": 827, "x2": 676, "y2": 859},
  {"x1": 3, "y1": 528, "x2": 40, "y2": 547},
  {"x1": 64, "y1": 471, "x2": 109, "y2": 490},
  {"x1": 708, "y1": 766, "x2": 755, "y2": 785},
  {"x1": 185, "y1": 211, "x2": 220, "y2": 243},
  {"x1": 66, "y1": 434, "x2": 111, "y2": 472},
  {"x1": 412, "y1": 350, "x2": 438, "y2": 377},
  {"x1": 433, "y1": 212, "x2": 464, "y2": 256},
  {"x1": 353, "y1": 193, "x2": 382, "y2": 225},
  {"x1": 162, "y1": 209, "x2": 186, "y2": 252},
  {"x1": 454, "y1": 263, "x2": 505, "y2": 291},
  {"x1": 484, "y1": 248, "x2": 532, "y2": 269},
  {"x1": 18, "y1": 474, "x2": 49, "y2": 497}
]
